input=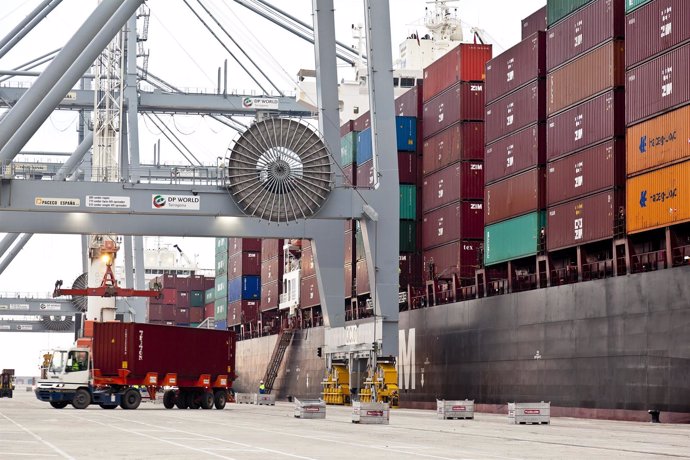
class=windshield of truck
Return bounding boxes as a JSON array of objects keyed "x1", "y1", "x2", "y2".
[
  {"x1": 48, "y1": 351, "x2": 67, "y2": 373},
  {"x1": 66, "y1": 351, "x2": 88, "y2": 372}
]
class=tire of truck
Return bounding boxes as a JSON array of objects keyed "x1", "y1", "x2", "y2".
[
  {"x1": 99, "y1": 403, "x2": 117, "y2": 409},
  {"x1": 163, "y1": 390, "x2": 176, "y2": 409},
  {"x1": 175, "y1": 390, "x2": 188, "y2": 409},
  {"x1": 120, "y1": 388, "x2": 142, "y2": 410},
  {"x1": 71, "y1": 388, "x2": 91, "y2": 409},
  {"x1": 200, "y1": 391, "x2": 214, "y2": 409},
  {"x1": 213, "y1": 390, "x2": 227, "y2": 410},
  {"x1": 50, "y1": 401, "x2": 69, "y2": 409},
  {"x1": 188, "y1": 391, "x2": 201, "y2": 409}
]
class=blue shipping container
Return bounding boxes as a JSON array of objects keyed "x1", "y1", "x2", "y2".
[
  {"x1": 215, "y1": 320, "x2": 227, "y2": 331},
  {"x1": 228, "y1": 275, "x2": 261, "y2": 302},
  {"x1": 357, "y1": 128, "x2": 373, "y2": 163},
  {"x1": 356, "y1": 117, "x2": 418, "y2": 163}
]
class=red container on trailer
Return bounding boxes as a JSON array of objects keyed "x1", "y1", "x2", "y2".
[
  {"x1": 522, "y1": 6, "x2": 547, "y2": 40},
  {"x1": 546, "y1": 139, "x2": 625, "y2": 206},
  {"x1": 423, "y1": 240, "x2": 480, "y2": 281},
  {"x1": 546, "y1": 189, "x2": 623, "y2": 251},
  {"x1": 422, "y1": 122, "x2": 484, "y2": 175},
  {"x1": 485, "y1": 31, "x2": 546, "y2": 104},
  {"x1": 423, "y1": 43, "x2": 492, "y2": 102},
  {"x1": 422, "y1": 201, "x2": 484, "y2": 249},
  {"x1": 355, "y1": 260, "x2": 370, "y2": 295},
  {"x1": 189, "y1": 306, "x2": 203, "y2": 324},
  {"x1": 395, "y1": 85, "x2": 423, "y2": 117},
  {"x1": 547, "y1": 90, "x2": 625, "y2": 161},
  {"x1": 485, "y1": 167, "x2": 546, "y2": 225},
  {"x1": 228, "y1": 251, "x2": 261, "y2": 278},
  {"x1": 626, "y1": 0, "x2": 690, "y2": 69},
  {"x1": 261, "y1": 239, "x2": 283, "y2": 261},
  {"x1": 259, "y1": 281, "x2": 279, "y2": 311},
  {"x1": 485, "y1": 124, "x2": 546, "y2": 184},
  {"x1": 228, "y1": 238, "x2": 261, "y2": 255},
  {"x1": 422, "y1": 82, "x2": 485, "y2": 138},
  {"x1": 485, "y1": 80, "x2": 546, "y2": 144},
  {"x1": 300, "y1": 275, "x2": 321, "y2": 308},
  {"x1": 176, "y1": 291, "x2": 190, "y2": 308},
  {"x1": 422, "y1": 162, "x2": 484, "y2": 212},
  {"x1": 260, "y1": 255, "x2": 284, "y2": 284},
  {"x1": 399, "y1": 253, "x2": 423, "y2": 288}
]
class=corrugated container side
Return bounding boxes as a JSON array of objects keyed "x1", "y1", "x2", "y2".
[
  {"x1": 398, "y1": 152, "x2": 419, "y2": 184},
  {"x1": 396, "y1": 116, "x2": 418, "y2": 152},
  {"x1": 395, "y1": 85, "x2": 422, "y2": 117},
  {"x1": 203, "y1": 277, "x2": 214, "y2": 290},
  {"x1": 341, "y1": 131, "x2": 357, "y2": 165},
  {"x1": 356, "y1": 128, "x2": 373, "y2": 164},
  {"x1": 423, "y1": 240, "x2": 480, "y2": 281},
  {"x1": 344, "y1": 262, "x2": 354, "y2": 298},
  {"x1": 355, "y1": 259, "x2": 370, "y2": 295},
  {"x1": 228, "y1": 251, "x2": 261, "y2": 278},
  {"x1": 215, "y1": 237, "x2": 228, "y2": 255},
  {"x1": 484, "y1": 212, "x2": 546, "y2": 265},
  {"x1": 301, "y1": 245, "x2": 315, "y2": 278},
  {"x1": 148, "y1": 304, "x2": 175, "y2": 322},
  {"x1": 548, "y1": 0, "x2": 596, "y2": 27},
  {"x1": 546, "y1": 140, "x2": 625, "y2": 205},
  {"x1": 546, "y1": 90, "x2": 625, "y2": 161},
  {"x1": 204, "y1": 288, "x2": 215, "y2": 304},
  {"x1": 214, "y1": 320, "x2": 227, "y2": 331},
  {"x1": 399, "y1": 253, "x2": 423, "y2": 287},
  {"x1": 626, "y1": 105, "x2": 690, "y2": 175},
  {"x1": 422, "y1": 82, "x2": 486, "y2": 138},
  {"x1": 340, "y1": 120, "x2": 354, "y2": 136},
  {"x1": 260, "y1": 281, "x2": 279, "y2": 311},
  {"x1": 626, "y1": 160, "x2": 690, "y2": 233},
  {"x1": 214, "y1": 277, "x2": 227, "y2": 300},
  {"x1": 353, "y1": 111, "x2": 370, "y2": 132},
  {"x1": 300, "y1": 275, "x2": 321, "y2": 308},
  {"x1": 626, "y1": 42, "x2": 690, "y2": 125},
  {"x1": 522, "y1": 6, "x2": 548, "y2": 40},
  {"x1": 228, "y1": 276, "x2": 261, "y2": 302},
  {"x1": 213, "y1": 298, "x2": 227, "y2": 321},
  {"x1": 228, "y1": 238, "x2": 261, "y2": 255},
  {"x1": 174, "y1": 307, "x2": 190, "y2": 323},
  {"x1": 260, "y1": 256, "x2": 284, "y2": 285},
  {"x1": 423, "y1": 43, "x2": 493, "y2": 102},
  {"x1": 343, "y1": 164, "x2": 356, "y2": 187},
  {"x1": 484, "y1": 168, "x2": 546, "y2": 225},
  {"x1": 345, "y1": 230, "x2": 354, "y2": 266},
  {"x1": 190, "y1": 306, "x2": 203, "y2": 323},
  {"x1": 422, "y1": 122, "x2": 484, "y2": 175},
  {"x1": 625, "y1": 0, "x2": 654, "y2": 14},
  {"x1": 215, "y1": 256, "x2": 227, "y2": 277},
  {"x1": 176, "y1": 291, "x2": 189, "y2": 308},
  {"x1": 400, "y1": 185, "x2": 417, "y2": 220},
  {"x1": 546, "y1": 40, "x2": 625, "y2": 116},
  {"x1": 485, "y1": 124, "x2": 546, "y2": 184},
  {"x1": 189, "y1": 275, "x2": 205, "y2": 291},
  {"x1": 174, "y1": 276, "x2": 189, "y2": 292},
  {"x1": 261, "y1": 239, "x2": 283, "y2": 261},
  {"x1": 204, "y1": 302, "x2": 214, "y2": 319},
  {"x1": 485, "y1": 31, "x2": 546, "y2": 104},
  {"x1": 422, "y1": 162, "x2": 484, "y2": 212},
  {"x1": 400, "y1": 220, "x2": 418, "y2": 253},
  {"x1": 547, "y1": 0, "x2": 625, "y2": 72},
  {"x1": 485, "y1": 80, "x2": 546, "y2": 144},
  {"x1": 190, "y1": 290, "x2": 204, "y2": 307},
  {"x1": 422, "y1": 201, "x2": 484, "y2": 249}
]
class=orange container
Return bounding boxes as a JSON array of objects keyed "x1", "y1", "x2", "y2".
[
  {"x1": 626, "y1": 160, "x2": 690, "y2": 233},
  {"x1": 626, "y1": 105, "x2": 690, "y2": 176}
]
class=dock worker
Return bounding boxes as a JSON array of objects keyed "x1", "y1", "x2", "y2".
[{"x1": 259, "y1": 380, "x2": 266, "y2": 394}]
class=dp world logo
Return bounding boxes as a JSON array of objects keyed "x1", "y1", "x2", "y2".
[
  {"x1": 153, "y1": 195, "x2": 166, "y2": 208},
  {"x1": 242, "y1": 97, "x2": 253, "y2": 108}
]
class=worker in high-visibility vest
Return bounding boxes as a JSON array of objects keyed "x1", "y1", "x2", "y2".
[{"x1": 259, "y1": 380, "x2": 266, "y2": 394}]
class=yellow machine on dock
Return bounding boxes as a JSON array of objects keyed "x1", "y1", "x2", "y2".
[
  {"x1": 320, "y1": 363, "x2": 351, "y2": 405},
  {"x1": 359, "y1": 362, "x2": 399, "y2": 407}
]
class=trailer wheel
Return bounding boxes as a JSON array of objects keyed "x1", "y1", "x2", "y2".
[
  {"x1": 163, "y1": 390, "x2": 176, "y2": 409},
  {"x1": 50, "y1": 401, "x2": 69, "y2": 409},
  {"x1": 200, "y1": 392, "x2": 214, "y2": 409},
  {"x1": 214, "y1": 390, "x2": 227, "y2": 410},
  {"x1": 120, "y1": 388, "x2": 141, "y2": 410},
  {"x1": 71, "y1": 389, "x2": 91, "y2": 409},
  {"x1": 188, "y1": 391, "x2": 201, "y2": 409},
  {"x1": 175, "y1": 391, "x2": 188, "y2": 409}
]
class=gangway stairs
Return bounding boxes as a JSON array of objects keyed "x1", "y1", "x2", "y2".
[{"x1": 262, "y1": 328, "x2": 294, "y2": 394}]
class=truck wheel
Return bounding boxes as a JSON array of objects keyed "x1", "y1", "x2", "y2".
[
  {"x1": 120, "y1": 388, "x2": 141, "y2": 410},
  {"x1": 175, "y1": 391, "x2": 188, "y2": 409},
  {"x1": 71, "y1": 389, "x2": 91, "y2": 409},
  {"x1": 188, "y1": 391, "x2": 201, "y2": 409},
  {"x1": 163, "y1": 390, "x2": 176, "y2": 409},
  {"x1": 214, "y1": 391, "x2": 227, "y2": 410},
  {"x1": 99, "y1": 403, "x2": 117, "y2": 409},
  {"x1": 50, "y1": 401, "x2": 69, "y2": 409},
  {"x1": 200, "y1": 392, "x2": 214, "y2": 409}
]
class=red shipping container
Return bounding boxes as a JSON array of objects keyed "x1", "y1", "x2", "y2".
[
  {"x1": 422, "y1": 162, "x2": 484, "y2": 212},
  {"x1": 485, "y1": 167, "x2": 546, "y2": 225},
  {"x1": 522, "y1": 6, "x2": 547, "y2": 40},
  {"x1": 260, "y1": 280, "x2": 279, "y2": 311},
  {"x1": 546, "y1": 90, "x2": 625, "y2": 161},
  {"x1": 154, "y1": 288, "x2": 177, "y2": 306},
  {"x1": 546, "y1": 140, "x2": 625, "y2": 206},
  {"x1": 344, "y1": 263, "x2": 354, "y2": 298},
  {"x1": 176, "y1": 291, "x2": 190, "y2": 308},
  {"x1": 261, "y1": 255, "x2": 284, "y2": 284},
  {"x1": 422, "y1": 122, "x2": 484, "y2": 175},
  {"x1": 626, "y1": 42, "x2": 690, "y2": 125},
  {"x1": 485, "y1": 124, "x2": 546, "y2": 184},
  {"x1": 300, "y1": 275, "x2": 321, "y2": 308},
  {"x1": 301, "y1": 245, "x2": 315, "y2": 278},
  {"x1": 175, "y1": 307, "x2": 190, "y2": 323},
  {"x1": 485, "y1": 31, "x2": 546, "y2": 104},
  {"x1": 155, "y1": 274, "x2": 175, "y2": 289},
  {"x1": 399, "y1": 253, "x2": 423, "y2": 288},
  {"x1": 356, "y1": 152, "x2": 422, "y2": 188},
  {"x1": 485, "y1": 80, "x2": 546, "y2": 144},
  {"x1": 423, "y1": 240, "x2": 480, "y2": 281},
  {"x1": 261, "y1": 239, "x2": 283, "y2": 261},
  {"x1": 204, "y1": 302, "x2": 214, "y2": 319},
  {"x1": 355, "y1": 259, "x2": 370, "y2": 295},
  {"x1": 203, "y1": 277, "x2": 214, "y2": 290},
  {"x1": 353, "y1": 111, "x2": 370, "y2": 132},
  {"x1": 547, "y1": 40, "x2": 625, "y2": 116},
  {"x1": 190, "y1": 306, "x2": 204, "y2": 324},
  {"x1": 423, "y1": 43, "x2": 492, "y2": 102},
  {"x1": 174, "y1": 276, "x2": 189, "y2": 292},
  {"x1": 345, "y1": 230, "x2": 354, "y2": 266},
  {"x1": 148, "y1": 304, "x2": 175, "y2": 322},
  {"x1": 422, "y1": 201, "x2": 484, "y2": 249},
  {"x1": 340, "y1": 120, "x2": 354, "y2": 136},
  {"x1": 188, "y1": 275, "x2": 204, "y2": 291},
  {"x1": 423, "y1": 82, "x2": 485, "y2": 138},
  {"x1": 546, "y1": 190, "x2": 623, "y2": 251},
  {"x1": 91, "y1": 322, "x2": 235, "y2": 380},
  {"x1": 546, "y1": 0, "x2": 625, "y2": 72},
  {"x1": 242, "y1": 300, "x2": 259, "y2": 324},
  {"x1": 343, "y1": 164, "x2": 356, "y2": 187},
  {"x1": 228, "y1": 238, "x2": 261, "y2": 255},
  {"x1": 228, "y1": 251, "x2": 261, "y2": 278},
  {"x1": 626, "y1": 0, "x2": 690, "y2": 69},
  {"x1": 395, "y1": 85, "x2": 423, "y2": 117}
]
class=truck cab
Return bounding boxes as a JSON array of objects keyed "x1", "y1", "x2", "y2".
[{"x1": 35, "y1": 348, "x2": 96, "y2": 409}]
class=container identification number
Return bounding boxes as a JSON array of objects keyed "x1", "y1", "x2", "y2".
[{"x1": 650, "y1": 188, "x2": 678, "y2": 203}]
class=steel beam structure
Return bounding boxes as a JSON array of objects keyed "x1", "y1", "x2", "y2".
[
  {"x1": 0, "y1": 233, "x2": 32, "y2": 276},
  {"x1": 0, "y1": 0, "x2": 62, "y2": 60},
  {"x1": 0, "y1": 298, "x2": 75, "y2": 315}
]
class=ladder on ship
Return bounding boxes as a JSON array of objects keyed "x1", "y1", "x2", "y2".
[{"x1": 262, "y1": 328, "x2": 294, "y2": 394}]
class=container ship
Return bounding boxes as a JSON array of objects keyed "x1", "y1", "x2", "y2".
[{"x1": 154, "y1": 0, "x2": 690, "y2": 422}]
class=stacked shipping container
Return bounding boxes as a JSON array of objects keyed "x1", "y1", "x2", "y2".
[
  {"x1": 214, "y1": 237, "x2": 228, "y2": 330},
  {"x1": 227, "y1": 238, "x2": 261, "y2": 328},
  {"x1": 260, "y1": 239, "x2": 283, "y2": 314},
  {"x1": 148, "y1": 273, "x2": 213, "y2": 328}
]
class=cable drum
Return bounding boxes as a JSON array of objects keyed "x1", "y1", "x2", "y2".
[
  {"x1": 70, "y1": 273, "x2": 88, "y2": 312},
  {"x1": 226, "y1": 118, "x2": 333, "y2": 222}
]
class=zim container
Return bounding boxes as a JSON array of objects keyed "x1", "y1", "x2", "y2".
[
  {"x1": 485, "y1": 80, "x2": 546, "y2": 144},
  {"x1": 548, "y1": 0, "x2": 595, "y2": 27},
  {"x1": 259, "y1": 280, "x2": 279, "y2": 311},
  {"x1": 626, "y1": 104, "x2": 690, "y2": 176},
  {"x1": 546, "y1": 40, "x2": 625, "y2": 116},
  {"x1": 422, "y1": 82, "x2": 486, "y2": 138},
  {"x1": 261, "y1": 239, "x2": 283, "y2": 261},
  {"x1": 422, "y1": 240, "x2": 479, "y2": 281},
  {"x1": 422, "y1": 122, "x2": 484, "y2": 175},
  {"x1": 300, "y1": 275, "x2": 321, "y2": 308},
  {"x1": 228, "y1": 251, "x2": 261, "y2": 278},
  {"x1": 546, "y1": 190, "x2": 623, "y2": 251},
  {"x1": 422, "y1": 43, "x2": 493, "y2": 102},
  {"x1": 422, "y1": 162, "x2": 484, "y2": 212},
  {"x1": 422, "y1": 201, "x2": 484, "y2": 249},
  {"x1": 176, "y1": 291, "x2": 189, "y2": 308},
  {"x1": 546, "y1": 139, "x2": 625, "y2": 206},
  {"x1": 260, "y1": 255, "x2": 284, "y2": 284},
  {"x1": 522, "y1": 6, "x2": 547, "y2": 40},
  {"x1": 626, "y1": 0, "x2": 690, "y2": 68},
  {"x1": 356, "y1": 153, "x2": 419, "y2": 188},
  {"x1": 485, "y1": 124, "x2": 546, "y2": 184},
  {"x1": 228, "y1": 300, "x2": 260, "y2": 324},
  {"x1": 484, "y1": 167, "x2": 546, "y2": 225},
  {"x1": 484, "y1": 212, "x2": 546, "y2": 265}
]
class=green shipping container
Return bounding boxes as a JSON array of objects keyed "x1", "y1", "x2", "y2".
[
  {"x1": 215, "y1": 252, "x2": 227, "y2": 277},
  {"x1": 341, "y1": 132, "x2": 357, "y2": 166},
  {"x1": 215, "y1": 276, "x2": 227, "y2": 301},
  {"x1": 400, "y1": 185, "x2": 417, "y2": 220},
  {"x1": 214, "y1": 298, "x2": 227, "y2": 321},
  {"x1": 547, "y1": 0, "x2": 594, "y2": 26},
  {"x1": 399, "y1": 220, "x2": 417, "y2": 253},
  {"x1": 484, "y1": 212, "x2": 546, "y2": 266},
  {"x1": 205, "y1": 288, "x2": 215, "y2": 304},
  {"x1": 215, "y1": 237, "x2": 228, "y2": 255},
  {"x1": 624, "y1": 0, "x2": 652, "y2": 13},
  {"x1": 190, "y1": 323, "x2": 200, "y2": 328},
  {"x1": 190, "y1": 290, "x2": 204, "y2": 307}
]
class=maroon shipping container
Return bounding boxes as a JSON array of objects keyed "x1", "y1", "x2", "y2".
[
  {"x1": 546, "y1": 0, "x2": 624, "y2": 72},
  {"x1": 626, "y1": 0, "x2": 690, "y2": 69},
  {"x1": 484, "y1": 167, "x2": 546, "y2": 225},
  {"x1": 260, "y1": 255, "x2": 284, "y2": 284},
  {"x1": 188, "y1": 275, "x2": 204, "y2": 291},
  {"x1": 228, "y1": 251, "x2": 261, "y2": 278},
  {"x1": 343, "y1": 164, "x2": 356, "y2": 187},
  {"x1": 228, "y1": 300, "x2": 260, "y2": 324},
  {"x1": 626, "y1": 42, "x2": 690, "y2": 126},
  {"x1": 152, "y1": 274, "x2": 176, "y2": 289},
  {"x1": 485, "y1": 80, "x2": 546, "y2": 144},
  {"x1": 345, "y1": 230, "x2": 354, "y2": 265},
  {"x1": 204, "y1": 302, "x2": 214, "y2": 319},
  {"x1": 356, "y1": 152, "x2": 421, "y2": 188},
  {"x1": 340, "y1": 120, "x2": 354, "y2": 136},
  {"x1": 148, "y1": 304, "x2": 175, "y2": 322},
  {"x1": 422, "y1": 162, "x2": 484, "y2": 211},
  {"x1": 423, "y1": 240, "x2": 480, "y2": 281},
  {"x1": 190, "y1": 306, "x2": 203, "y2": 323},
  {"x1": 422, "y1": 201, "x2": 484, "y2": 249},
  {"x1": 356, "y1": 161, "x2": 374, "y2": 188},
  {"x1": 228, "y1": 238, "x2": 261, "y2": 255},
  {"x1": 301, "y1": 244, "x2": 315, "y2": 278},
  {"x1": 547, "y1": 90, "x2": 625, "y2": 161},
  {"x1": 153, "y1": 288, "x2": 177, "y2": 306},
  {"x1": 422, "y1": 122, "x2": 484, "y2": 175},
  {"x1": 176, "y1": 291, "x2": 189, "y2": 308},
  {"x1": 344, "y1": 263, "x2": 354, "y2": 298},
  {"x1": 522, "y1": 6, "x2": 547, "y2": 40},
  {"x1": 300, "y1": 275, "x2": 321, "y2": 308},
  {"x1": 485, "y1": 31, "x2": 546, "y2": 104},
  {"x1": 546, "y1": 139, "x2": 625, "y2": 206},
  {"x1": 546, "y1": 190, "x2": 623, "y2": 251},
  {"x1": 395, "y1": 85, "x2": 423, "y2": 117},
  {"x1": 174, "y1": 307, "x2": 190, "y2": 323},
  {"x1": 91, "y1": 322, "x2": 235, "y2": 380},
  {"x1": 547, "y1": 40, "x2": 625, "y2": 116},
  {"x1": 174, "y1": 276, "x2": 189, "y2": 292},
  {"x1": 261, "y1": 239, "x2": 283, "y2": 261},
  {"x1": 399, "y1": 253, "x2": 423, "y2": 288},
  {"x1": 485, "y1": 124, "x2": 546, "y2": 184},
  {"x1": 259, "y1": 281, "x2": 279, "y2": 311},
  {"x1": 423, "y1": 43, "x2": 492, "y2": 102},
  {"x1": 353, "y1": 111, "x2": 370, "y2": 132},
  {"x1": 203, "y1": 277, "x2": 214, "y2": 290},
  {"x1": 422, "y1": 82, "x2": 485, "y2": 138},
  {"x1": 355, "y1": 259, "x2": 370, "y2": 295}
]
